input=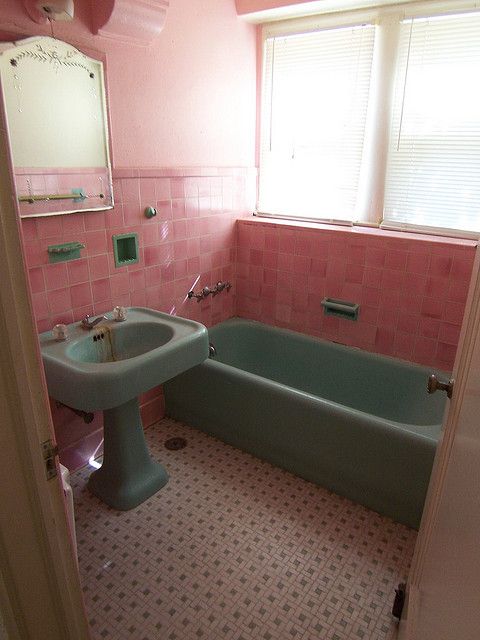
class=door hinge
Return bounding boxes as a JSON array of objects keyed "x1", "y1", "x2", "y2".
[{"x1": 42, "y1": 439, "x2": 59, "y2": 480}]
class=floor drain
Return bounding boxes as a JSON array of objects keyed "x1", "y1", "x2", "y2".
[{"x1": 164, "y1": 437, "x2": 187, "y2": 451}]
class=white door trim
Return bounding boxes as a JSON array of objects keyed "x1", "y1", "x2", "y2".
[{"x1": 0, "y1": 104, "x2": 90, "y2": 639}]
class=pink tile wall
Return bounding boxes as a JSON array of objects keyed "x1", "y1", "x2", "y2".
[
  {"x1": 21, "y1": 178, "x2": 474, "y2": 470},
  {"x1": 236, "y1": 219, "x2": 476, "y2": 371},
  {"x1": 23, "y1": 168, "x2": 254, "y2": 331},
  {"x1": 22, "y1": 167, "x2": 254, "y2": 470}
]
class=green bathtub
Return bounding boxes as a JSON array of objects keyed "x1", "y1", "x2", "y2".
[{"x1": 164, "y1": 318, "x2": 447, "y2": 528}]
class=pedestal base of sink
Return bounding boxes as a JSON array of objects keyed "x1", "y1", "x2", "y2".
[{"x1": 87, "y1": 397, "x2": 168, "y2": 510}]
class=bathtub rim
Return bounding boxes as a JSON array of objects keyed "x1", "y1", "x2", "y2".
[
  {"x1": 210, "y1": 316, "x2": 451, "y2": 378},
  {"x1": 206, "y1": 317, "x2": 447, "y2": 440}
]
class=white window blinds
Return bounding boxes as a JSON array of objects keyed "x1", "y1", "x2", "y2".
[
  {"x1": 383, "y1": 12, "x2": 480, "y2": 234},
  {"x1": 258, "y1": 23, "x2": 375, "y2": 221}
]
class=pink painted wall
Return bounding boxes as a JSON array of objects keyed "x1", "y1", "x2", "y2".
[
  {"x1": 236, "y1": 219, "x2": 476, "y2": 372},
  {"x1": 0, "y1": 0, "x2": 256, "y2": 168}
]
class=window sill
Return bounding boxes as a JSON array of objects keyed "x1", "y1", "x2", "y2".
[{"x1": 247, "y1": 215, "x2": 478, "y2": 248}]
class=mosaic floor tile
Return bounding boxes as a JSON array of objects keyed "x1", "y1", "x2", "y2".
[{"x1": 72, "y1": 418, "x2": 416, "y2": 640}]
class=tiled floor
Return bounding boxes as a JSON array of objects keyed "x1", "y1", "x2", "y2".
[{"x1": 72, "y1": 418, "x2": 416, "y2": 640}]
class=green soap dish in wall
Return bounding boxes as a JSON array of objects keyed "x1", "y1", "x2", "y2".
[
  {"x1": 113, "y1": 232, "x2": 139, "y2": 267},
  {"x1": 48, "y1": 241, "x2": 85, "y2": 263},
  {"x1": 321, "y1": 297, "x2": 359, "y2": 321}
]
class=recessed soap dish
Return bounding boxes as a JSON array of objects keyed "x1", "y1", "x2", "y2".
[{"x1": 112, "y1": 233, "x2": 139, "y2": 267}]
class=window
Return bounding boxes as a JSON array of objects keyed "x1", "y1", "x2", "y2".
[
  {"x1": 383, "y1": 12, "x2": 480, "y2": 234},
  {"x1": 258, "y1": 23, "x2": 375, "y2": 222},
  {"x1": 258, "y1": 7, "x2": 480, "y2": 237}
]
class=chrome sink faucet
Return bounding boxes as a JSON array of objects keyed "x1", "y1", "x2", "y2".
[{"x1": 80, "y1": 314, "x2": 108, "y2": 330}]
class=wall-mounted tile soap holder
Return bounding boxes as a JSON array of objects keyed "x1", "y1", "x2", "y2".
[
  {"x1": 321, "y1": 298, "x2": 359, "y2": 321},
  {"x1": 47, "y1": 241, "x2": 85, "y2": 263}
]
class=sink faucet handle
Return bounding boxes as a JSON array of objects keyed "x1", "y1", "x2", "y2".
[
  {"x1": 113, "y1": 306, "x2": 127, "y2": 322},
  {"x1": 52, "y1": 323, "x2": 68, "y2": 341}
]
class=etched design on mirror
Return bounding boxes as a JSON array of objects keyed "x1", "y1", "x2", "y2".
[
  {"x1": 0, "y1": 37, "x2": 114, "y2": 218},
  {"x1": 9, "y1": 42, "x2": 95, "y2": 76}
]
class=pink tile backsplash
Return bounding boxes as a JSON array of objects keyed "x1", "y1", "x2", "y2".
[
  {"x1": 44, "y1": 263, "x2": 69, "y2": 290},
  {"x1": 236, "y1": 219, "x2": 476, "y2": 372},
  {"x1": 24, "y1": 169, "x2": 253, "y2": 331},
  {"x1": 22, "y1": 167, "x2": 254, "y2": 469},
  {"x1": 70, "y1": 282, "x2": 93, "y2": 309},
  {"x1": 47, "y1": 287, "x2": 72, "y2": 314},
  {"x1": 67, "y1": 258, "x2": 89, "y2": 285},
  {"x1": 28, "y1": 266, "x2": 46, "y2": 293}
]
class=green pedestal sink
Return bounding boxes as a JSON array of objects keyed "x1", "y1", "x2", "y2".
[{"x1": 39, "y1": 307, "x2": 209, "y2": 509}]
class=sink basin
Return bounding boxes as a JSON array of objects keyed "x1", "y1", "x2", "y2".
[
  {"x1": 40, "y1": 307, "x2": 208, "y2": 412},
  {"x1": 66, "y1": 321, "x2": 174, "y2": 363},
  {"x1": 39, "y1": 307, "x2": 209, "y2": 510}
]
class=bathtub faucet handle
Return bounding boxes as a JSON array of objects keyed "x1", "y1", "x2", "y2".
[
  {"x1": 427, "y1": 374, "x2": 454, "y2": 399},
  {"x1": 211, "y1": 281, "x2": 232, "y2": 297},
  {"x1": 188, "y1": 281, "x2": 231, "y2": 302},
  {"x1": 188, "y1": 286, "x2": 211, "y2": 302}
]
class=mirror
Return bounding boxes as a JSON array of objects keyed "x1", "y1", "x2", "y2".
[{"x1": 0, "y1": 36, "x2": 113, "y2": 217}]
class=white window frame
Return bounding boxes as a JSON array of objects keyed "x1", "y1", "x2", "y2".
[{"x1": 256, "y1": 0, "x2": 480, "y2": 240}]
